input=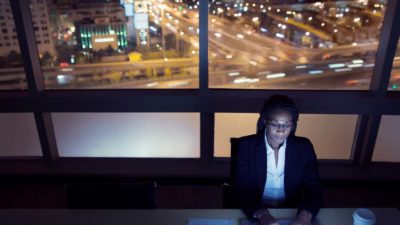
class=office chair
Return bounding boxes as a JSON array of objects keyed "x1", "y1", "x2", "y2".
[{"x1": 221, "y1": 138, "x2": 240, "y2": 209}]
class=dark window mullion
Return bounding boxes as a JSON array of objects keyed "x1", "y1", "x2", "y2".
[
  {"x1": 351, "y1": 115, "x2": 381, "y2": 167},
  {"x1": 351, "y1": 0, "x2": 400, "y2": 167},
  {"x1": 199, "y1": 0, "x2": 214, "y2": 162},
  {"x1": 10, "y1": 0, "x2": 59, "y2": 163},
  {"x1": 199, "y1": 0, "x2": 209, "y2": 94},
  {"x1": 34, "y1": 112, "x2": 59, "y2": 162},
  {"x1": 10, "y1": 0, "x2": 44, "y2": 93},
  {"x1": 369, "y1": 0, "x2": 400, "y2": 96},
  {"x1": 200, "y1": 113, "x2": 215, "y2": 163}
]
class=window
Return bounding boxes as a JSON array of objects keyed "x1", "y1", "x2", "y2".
[
  {"x1": 0, "y1": 0, "x2": 399, "y2": 176},
  {"x1": 373, "y1": 116, "x2": 400, "y2": 162},
  {"x1": 30, "y1": 0, "x2": 199, "y2": 89},
  {"x1": 0, "y1": 113, "x2": 42, "y2": 157},
  {"x1": 208, "y1": 1, "x2": 387, "y2": 90},
  {"x1": 52, "y1": 113, "x2": 200, "y2": 158}
]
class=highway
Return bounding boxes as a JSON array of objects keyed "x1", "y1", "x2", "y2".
[{"x1": 0, "y1": 0, "x2": 398, "y2": 91}]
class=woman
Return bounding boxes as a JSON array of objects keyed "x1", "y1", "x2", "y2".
[{"x1": 231, "y1": 94, "x2": 322, "y2": 225}]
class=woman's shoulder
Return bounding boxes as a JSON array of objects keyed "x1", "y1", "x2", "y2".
[
  {"x1": 230, "y1": 134, "x2": 262, "y2": 151},
  {"x1": 288, "y1": 135, "x2": 313, "y2": 147},
  {"x1": 237, "y1": 133, "x2": 258, "y2": 140},
  {"x1": 234, "y1": 133, "x2": 260, "y2": 144}
]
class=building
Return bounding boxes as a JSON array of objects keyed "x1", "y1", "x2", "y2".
[
  {"x1": 0, "y1": 0, "x2": 55, "y2": 57},
  {"x1": 73, "y1": 0, "x2": 128, "y2": 51},
  {"x1": 76, "y1": 18, "x2": 128, "y2": 51}
]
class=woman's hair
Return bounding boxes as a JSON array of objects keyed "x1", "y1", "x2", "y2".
[{"x1": 256, "y1": 94, "x2": 299, "y2": 135}]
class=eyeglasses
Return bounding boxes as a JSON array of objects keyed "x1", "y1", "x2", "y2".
[{"x1": 267, "y1": 121, "x2": 293, "y2": 130}]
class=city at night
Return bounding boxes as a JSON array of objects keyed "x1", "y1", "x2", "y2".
[{"x1": 0, "y1": 0, "x2": 398, "y2": 89}]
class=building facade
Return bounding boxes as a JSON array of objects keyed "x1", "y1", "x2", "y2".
[
  {"x1": 73, "y1": 0, "x2": 128, "y2": 51},
  {"x1": 0, "y1": 0, "x2": 55, "y2": 57}
]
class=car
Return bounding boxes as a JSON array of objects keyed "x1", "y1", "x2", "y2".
[
  {"x1": 236, "y1": 33, "x2": 244, "y2": 39},
  {"x1": 345, "y1": 78, "x2": 370, "y2": 87},
  {"x1": 59, "y1": 62, "x2": 69, "y2": 67}
]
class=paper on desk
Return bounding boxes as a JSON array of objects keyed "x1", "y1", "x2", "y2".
[{"x1": 188, "y1": 218, "x2": 234, "y2": 225}]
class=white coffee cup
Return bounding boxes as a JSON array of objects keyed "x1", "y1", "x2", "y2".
[{"x1": 353, "y1": 208, "x2": 376, "y2": 225}]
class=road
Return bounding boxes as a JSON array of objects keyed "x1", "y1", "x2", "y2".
[{"x1": 0, "y1": 1, "x2": 397, "y2": 91}]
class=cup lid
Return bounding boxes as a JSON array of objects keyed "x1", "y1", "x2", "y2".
[{"x1": 353, "y1": 208, "x2": 376, "y2": 223}]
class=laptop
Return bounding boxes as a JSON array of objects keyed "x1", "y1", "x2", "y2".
[{"x1": 240, "y1": 218, "x2": 321, "y2": 225}]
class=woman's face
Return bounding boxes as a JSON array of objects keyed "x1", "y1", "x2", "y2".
[{"x1": 265, "y1": 109, "x2": 293, "y2": 148}]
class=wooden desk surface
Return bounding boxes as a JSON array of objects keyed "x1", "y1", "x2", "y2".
[{"x1": 0, "y1": 208, "x2": 399, "y2": 225}]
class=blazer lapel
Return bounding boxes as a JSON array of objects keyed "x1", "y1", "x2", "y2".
[{"x1": 255, "y1": 132, "x2": 267, "y2": 196}]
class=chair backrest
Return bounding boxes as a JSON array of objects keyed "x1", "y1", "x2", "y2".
[
  {"x1": 221, "y1": 138, "x2": 240, "y2": 208},
  {"x1": 65, "y1": 182, "x2": 157, "y2": 209},
  {"x1": 230, "y1": 138, "x2": 240, "y2": 182}
]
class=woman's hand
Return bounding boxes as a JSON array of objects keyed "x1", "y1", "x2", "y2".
[
  {"x1": 254, "y1": 209, "x2": 280, "y2": 225},
  {"x1": 259, "y1": 214, "x2": 280, "y2": 225},
  {"x1": 292, "y1": 210, "x2": 312, "y2": 225}
]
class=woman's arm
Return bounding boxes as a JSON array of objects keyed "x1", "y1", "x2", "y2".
[
  {"x1": 298, "y1": 139, "x2": 322, "y2": 218},
  {"x1": 231, "y1": 138, "x2": 261, "y2": 220}
]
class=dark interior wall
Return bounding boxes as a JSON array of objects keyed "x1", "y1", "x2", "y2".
[{"x1": 0, "y1": 179, "x2": 399, "y2": 209}]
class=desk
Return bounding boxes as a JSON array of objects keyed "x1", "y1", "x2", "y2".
[{"x1": 0, "y1": 208, "x2": 399, "y2": 225}]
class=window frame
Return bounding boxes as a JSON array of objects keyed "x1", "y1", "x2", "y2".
[{"x1": 0, "y1": 0, "x2": 400, "y2": 179}]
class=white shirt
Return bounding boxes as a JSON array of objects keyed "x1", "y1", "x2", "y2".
[{"x1": 262, "y1": 130, "x2": 286, "y2": 206}]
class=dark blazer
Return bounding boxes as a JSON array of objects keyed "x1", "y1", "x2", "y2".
[{"x1": 231, "y1": 132, "x2": 322, "y2": 220}]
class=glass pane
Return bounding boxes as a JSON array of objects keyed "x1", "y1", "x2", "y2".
[
  {"x1": 388, "y1": 39, "x2": 400, "y2": 90},
  {"x1": 209, "y1": 1, "x2": 386, "y2": 90},
  {"x1": 214, "y1": 113, "x2": 258, "y2": 157},
  {"x1": 0, "y1": 113, "x2": 42, "y2": 157},
  {"x1": 372, "y1": 115, "x2": 400, "y2": 162},
  {"x1": 214, "y1": 113, "x2": 357, "y2": 159},
  {"x1": 0, "y1": 0, "x2": 27, "y2": 90},
  {"x1": 52, "y1": 113, "x2": 200, "y2": 158},
  {"x1": 297, "y1": 114, "x2": 357, "y2": 159},
  {"x1": 31, "y1": 0, "x2": 198, "y2": 89}
]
